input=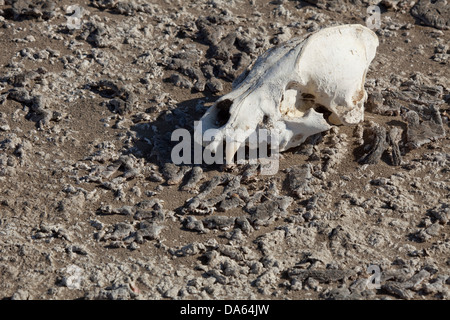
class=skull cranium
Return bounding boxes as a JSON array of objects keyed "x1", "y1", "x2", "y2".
[{"x1": 197, "y1": 24, "x2": 379, "y2": 163}]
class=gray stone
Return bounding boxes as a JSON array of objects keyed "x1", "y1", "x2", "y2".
[
  {"x1": 403, "y1": 105, "x2": 446, "y2": 149},
  {"x1": 358, "y1": 123, "x2": 388, "y2": 165}
]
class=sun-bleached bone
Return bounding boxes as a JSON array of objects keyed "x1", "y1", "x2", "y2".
[{"x1": 198, "y1": 24, "x2": 379, "y2": 163}]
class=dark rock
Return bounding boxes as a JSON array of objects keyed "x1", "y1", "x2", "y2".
[
  {"x1": 87, "y1": 25, "x2": 111, "y2": 48},
  {"x1": 183, "y1": 216, "x2": 208, "y2": 233},
  {"x1": 387, "y1": 127, "x2": 403, "y2": 166},
  {"x1": 365, "y1": 91, "x2": 385, "y2": 114},
  {"x1": 320, "y1": 286, "x2": 365, "y2": 300},
  {"x1": 91, "y1": 0, "x2": 155, "y2": 16},
  {"x1": 288, "y1": 268, "x2": 355, "y2": 283},
  {"x1": 241, "y1": 163, "x2": 259, "y2": 183},
  {"x1": 428, "y1": 203, "x2": 449, "y2": 224},
  {"x1": 285, "y1": 164, "x2": 313, "y2": 198},
  {"x1": 196, "y1": 18, "x2": 225, "y2": 45},
  {"x1": 170, "y1": 73, "x2": 193, "y2": 89},
  {"x1": 209, "y1": 32, "x2": 237, "y2": 61},
  {"x1": 247, "y1": 195, "x2": 292, "y2": 226},
  {"x1": 106, "y1": 222, "x2": 134, "y2": 241},
  {"x1": 403, "y1": 104, "x2": 446, "y2": 148},
  {"x1": 8, "y1": 87, "x2": 32, "y2": 104},
  {"x1": 236, "y1": 35, "x2": 257, "y2": 54},
  {"x1": 194, "y1": 79, "x2": 206, "y2": 92},
  {"x1": 12, "y1": 0, "x2": 56, "y2": 20},
  {"x1": 381, "y1": 282, "x2": 413, "y2": 299},
  {"x1": 180, "y1": 166, "x2": 204, "y2": 192},
  {"x1": 133, "y1": 209, "x2": 165, "y2": 222},
  {"x1": 217, "y1": 195, "x2": 243, "y2": 212},
  {"x1": 206, "y1": 78, "x2": 223, "y2": 93},
  {"x1": 135, "y1": 222, "x2": 163, "y2": 242}
]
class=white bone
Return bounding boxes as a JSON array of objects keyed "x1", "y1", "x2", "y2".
[{"x1": 198, "y1": 24, "x2": 379, "y2": 158}]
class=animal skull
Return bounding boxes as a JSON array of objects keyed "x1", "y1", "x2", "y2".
[{"x1": 197, "y1": 24, "x2": 379, "y2": 163}]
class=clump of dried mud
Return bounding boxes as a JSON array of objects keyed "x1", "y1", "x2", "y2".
[{"x1": 0, "y1": 0, "x2": 449, "y2": 300}]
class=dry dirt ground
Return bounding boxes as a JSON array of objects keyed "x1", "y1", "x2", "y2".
[{"x1": 0, "y1": 0, "x2": 449, "y2": 300}]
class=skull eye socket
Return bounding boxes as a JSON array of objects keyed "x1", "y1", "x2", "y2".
[{"x1": 215, "y1": 99, "x2": 232, "y2": 127}]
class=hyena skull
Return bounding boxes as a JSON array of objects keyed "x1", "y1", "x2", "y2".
[{"x1": 197, "y1": 24, "x2": 379, "y2": 163}]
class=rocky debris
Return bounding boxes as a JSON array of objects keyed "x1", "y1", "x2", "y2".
[
  {"x1": 296, "y1": 133, "x2": 324, "y2": 158},
  {"x1": 428, "y1": 203, "x2": 449, "y2": 225},
  {"x1": 284, "y1": 164, "x2": 313, "y2": 198},
  {"x1": 0, "y1": 0, "x2": 449, "y2": 302},
  {"x1": 381, "y1": 282, "x2": 414, "y2": 299},
  {"x1": 170, "y1": 73, "x2": 193, "y2": 89},
  {"x1": 381, "y1": 269, "x2": 431, "y2": 300},
  {"x1": 0, "y1": 113, "x2": 10, "y2": 132},
  {"x1": 96, "y1": 199, "x2": 169, "y2": 248},
  {"x1": 6, "y1": 68, "x2": 45, "y2": 88},
  {"x1": 182, "y1": 216, "x2": 208, "y2": 233},
  {"x1": 89, "y1": 80, "x2": 137, "y2": 115},
  {"x1": 202, "y1": 216, "x2": 236, "y2": 230},
  {"x1": 182, "y1": 175, "x2": 292, "y2": 230},
  {"x1": 169, "y1": 241, "x2": 211, "y2": 258},
  {"x1": 163, "y1": 13, "x2": 266, "y2": 93},
  {"x1": 319, "y1": 285, "x2": 370, "y2": 300},
  {"x1": 83, "y1": 23, "x2": 115, "y2": 48},
  {"x1": 5, "y1": 88, "x2": 63, "y2": 129},
  {"x1": 245, "y1": 180, "x2": 293, "y2": 227},
  {"x1": 422, "y1": 275, "x2": 449, "y2": 297},
  {"x1": 10, "y1": 0, "x2": 56, "y2": 21},
  {"x1": 319, "y1": 127, "x2": 348, "y2": 174},
  {"x1": 402, "y1": 104, "x2": 446, "y2": 149},
  {"x1": 288, "y1": 267, "x2": 355, "y2": 283},
  {"x1": 387, "y1": 127, "x2": 403, "y2": 166},
  {"x1": 432, "y1": 43, "x2": 449, "y2": 64},
  {"x1": 90, "y1": 0, "x2": 158, "y2": 16},
  {"x1": 358, "y1": 122, "x2": 388, "y2": 165},
  {"x1": 164, "y1": 48, "x2": 206, "y2": 91},
  {"x1": 0, "y1": 93, "x2": 7, "y2": 105},
  {"x1": 89, "y1": 154, "x2": 144, "y2": 181},
  {"x1": 381, "y1": 0, "x2": 416, "y2": 12},
  {"x1": 32, "y1": 223, "x2": 72, "y2": 242},
  {"x1": 87, "y1": 283, "x2": 138, "y2": 300},
  {"x1": 240, "y1": 163, "x2": 259, "y2": 184},
  {"x1": 365, "y1": 83, "x2": 447, "y2": 161},
  {"x1": 411, "y1": 0, "x2": 450, "y2": 30},
  {"x1": 162, "y1": 163, "x2": 190, "y2": 185},
  {"x1": 303, "y1": 0, "x2": 349, "y2": 12},
  {"x1": 182, "y1": 174, "x2": 234, "y2": 215},
  {"x1": 206, "y1": 77, "x2": 224, "y2": 93},
  {"x1": 395, "y1": 86, "x2": 446, "y2": 107},
  {"x1": 135, "y1": 221, "x2": 164, "y2": 243},
  {"x1": 365, "y1": 90, "x2": 399, "y2": 116},
  {"x1": 180, "y1": 166, "x2": 204, "y2": 192}
]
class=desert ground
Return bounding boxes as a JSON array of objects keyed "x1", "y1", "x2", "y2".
[{"x1": 0, "y1": 0, "x2": 449, "y2": 300}]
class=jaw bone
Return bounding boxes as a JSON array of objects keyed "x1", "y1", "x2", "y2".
[{"x1": 197, "y1": 24, "x2": 379, "y2": 161}]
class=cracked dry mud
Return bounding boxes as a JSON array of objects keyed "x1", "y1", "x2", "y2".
[{"x1": 0, "y1": 0, "x2": 449, "y2": 300}]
